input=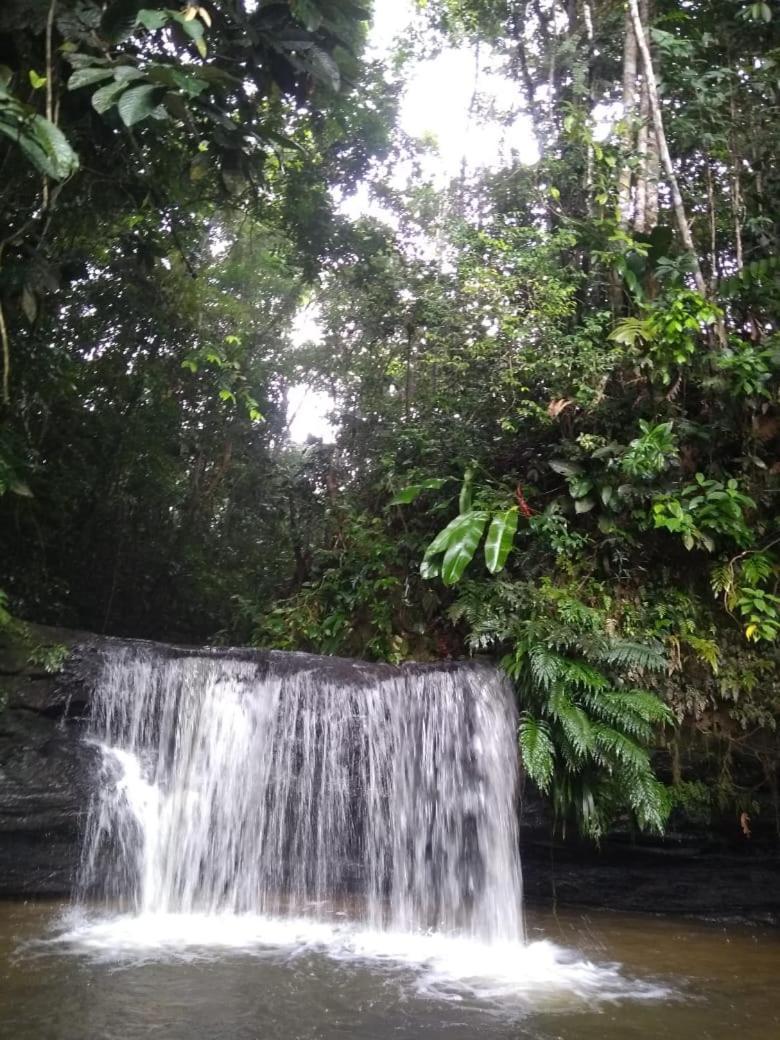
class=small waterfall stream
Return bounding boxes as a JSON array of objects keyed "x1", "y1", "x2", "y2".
[{"x1": 77, "y1": 645, "x2": 524, "y2": 942}]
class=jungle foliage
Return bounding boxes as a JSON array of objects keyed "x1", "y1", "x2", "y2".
[{"x1": 1, "y1": 0, "x2": 779, "y2": 840}]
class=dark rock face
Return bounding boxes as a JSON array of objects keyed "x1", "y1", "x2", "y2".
[
  {"x1": 0, "y1": 627, "x2": 104, "y2": 896},
  {"x1": 520, "y1": 831, "x2": 780, "y2": 923},
  {"x1": 1, "y1": 626, "x2": 779, "y2": 919}
]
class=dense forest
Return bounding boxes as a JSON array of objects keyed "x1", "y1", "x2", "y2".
[{"x1": 1, "y1": 0, "x2": 778, "y2": 841}]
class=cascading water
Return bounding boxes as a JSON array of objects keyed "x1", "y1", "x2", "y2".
[{"x1": 76, "y1": 645, "x2": 524, "y2": 942}]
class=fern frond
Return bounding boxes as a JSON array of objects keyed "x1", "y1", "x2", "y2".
[
  {"x1": 583, "y1": 691, "x2": 653, "y2": 742},
  {"x1": 528, "y1": 643, "x2": 563, "y2": 690},
  {"x1": 549, "y1": 688, "x2": 594, "y2": 757},
  {"x1": 558, "y1": 658, "x2": 609, "y2": 691},
  {"x1": 628, "y1": 774, "x2": 671, "y2": 834},
  {"x1": 601, "y1": 637, "x2": 667, "y2": 673},
  {"x1": 518, "y1": 715, "x2": 555, "y2": 791},
  {"x1": 594, "y1": 725, "x2": 652, "y2": 774}
]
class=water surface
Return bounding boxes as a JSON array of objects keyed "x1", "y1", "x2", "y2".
[{"x1": 2, "y1": 902, "x2": 778, "y2": 1040}]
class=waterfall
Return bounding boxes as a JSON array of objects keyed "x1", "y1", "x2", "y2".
[{"x1": 77, "y1": 645, "x2": 524, "y2": 942}]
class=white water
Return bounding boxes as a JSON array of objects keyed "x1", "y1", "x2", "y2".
[
  {"x1": 66, "y1": 645, "x2": 662, "y2": 1006},
  {"x1": 78, "y1": 648, "x2": 523, "y2": 937}
]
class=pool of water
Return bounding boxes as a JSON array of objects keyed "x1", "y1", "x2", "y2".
[{"x1": 1, "y1": 902, "x2": 778, "y2": 1040}]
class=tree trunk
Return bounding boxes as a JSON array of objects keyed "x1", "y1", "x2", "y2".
[
  {"x1": 634, "y1": 77, "x2": 649, "y2": 232},
  {"x1": 627, "y1": 0, "x2": 707, "y2": 295},
  {"x1": 617, "y1": 8, "x2": 638, "y2": 229}
]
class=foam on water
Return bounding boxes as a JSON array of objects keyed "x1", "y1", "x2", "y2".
[{"x1": 54, "y1": 909, "x2": 669, "y2": 1007}]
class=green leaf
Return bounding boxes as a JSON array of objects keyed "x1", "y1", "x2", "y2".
[
  {"x1": 574, "y1": 496, "x2": 596, "y2": 514},
  {"x1": 549, "y1": 689, "x2": 594, "y2": 757},
  {"x1": 91, "y1": 79, "x2": 128, "y2": 114},
  {"x1": 484, "y1": 507, "x2": 519, "y2": 574},
  {"x1": 174, "y1": 11, "x2": 207, "y2": 56},
  {"x1": 549, "y1": 459, "x2": 584, "y2": 477},
  {"x1": 420, "y1": 557, "x2": 440, "y2": 580},
  {"x1": 390, "y1": 478, "x2": 447, "y2": 506},
  {"x1": 292, "y1": 0, "x2": 324, "y2": 31},
  {"x1": 137, "y1": 9, "x2": 170, "y2": 31},
  {"x1": 28, "y1": 70, "x2": 47, "y2": 90},
  {"x1": 519, "y1": 716, "x2": 555, "y2": 791},
  {"x1": 117, "y1": 83, "x2": 163, "y2": 126},
  {"x1": 568, "y1": 476, "x2": 593, "y2": 499},
  {"x1": 0, "y1": 107, "x2": 79, "y2": 179},
  {"x1": 68, "y1": 67, "x2": 115, "y2": 90},
  {"x1": 459, "y1": 466, "x2": 474, "y2": 513},
  {"x1": 441, "y1": 511, "x2": 489, "y2": 586},
  {"x1": 21, "y1": 285, "x2": 37, "y2": 324}
]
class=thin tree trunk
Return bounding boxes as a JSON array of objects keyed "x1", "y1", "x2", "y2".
[
  {"x1": 639, "y1": 0, "x2": 659, "y2": 231},
  {"x1": 705, "y1": 159, "x2": 719, "y2": 294},
  {"x1": 634, "y1": 77, "x2": 649, "y2": 232},
  {"x1": 618, "y1": 9, "x2": 637, "y2": 229},
  {"x1": 627, "y1": 0, "x2": 707, "y2": 295},
  {"x1": 645, "y1": 112, "x2": 660, "y2": 229}
]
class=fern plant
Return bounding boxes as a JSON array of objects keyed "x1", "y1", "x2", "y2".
[{"x1": 452, "y1": 579, "x2": 674, "y2": 838}]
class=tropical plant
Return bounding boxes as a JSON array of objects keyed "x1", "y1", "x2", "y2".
[{"x1": 450, "y1": 579, "x2": 673, "y2": 837}]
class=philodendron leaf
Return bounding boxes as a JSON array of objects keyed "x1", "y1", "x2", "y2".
[
  {"x1": 441, "y1": 511, "x2": 489, "y2": 586},
  {"x1": 484, "y1": 507, "x2": 519, "y2": 574}
]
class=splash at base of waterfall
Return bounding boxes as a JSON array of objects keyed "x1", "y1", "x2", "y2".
[{"x1": 54, "y1": 908, "x2": 670, "y2": 1007}]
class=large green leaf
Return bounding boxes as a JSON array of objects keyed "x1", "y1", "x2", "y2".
[
  {"x1": 92, "y1": 79, "x2": 128, "y2": 114},
  {"x1": 441, "y1": 511, "x2": 488, "y2": 586},
  {"x1": 118, "y1": 84, "x2": 164, "y2": 126},
  {"x1": 484, "y1": 507, "x2": 518, "y2": 574},
  {"x1": 67, "y1": 67, "x2": 115, "y2": 91},
  {"x1": 0, "y1": 100, "x2": 79, "y2": 179}
]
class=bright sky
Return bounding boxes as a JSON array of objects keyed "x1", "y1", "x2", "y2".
[{"x1": 287, "y1": 0, "x2": 538, "y2": 444}]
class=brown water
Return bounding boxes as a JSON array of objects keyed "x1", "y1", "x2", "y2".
[{"x1": 1, "y1": 902, "x2": 778, "y2": 1040}]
